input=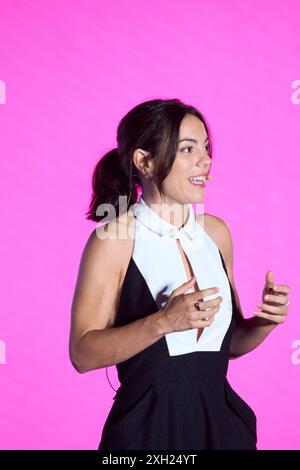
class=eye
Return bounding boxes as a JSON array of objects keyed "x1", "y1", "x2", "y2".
[
  {"x1": 181, "y1": 146, "x2": 193, "y2": 153},
  {"x1": 180, "y1": 145, "x2": 210, "y2": 154}
]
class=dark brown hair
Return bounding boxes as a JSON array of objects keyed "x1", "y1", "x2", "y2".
[{"x1": 86, "y1": 98, "x2": 212, "y2": 222}]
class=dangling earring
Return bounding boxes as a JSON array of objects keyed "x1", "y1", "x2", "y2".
[{"x1": 145, "y1": 171, "x2": 153, "y2": 179}]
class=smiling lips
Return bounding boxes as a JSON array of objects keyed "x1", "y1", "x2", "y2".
[{"x1": 188, "y1": 174, "x2": 212, "y2": 186}]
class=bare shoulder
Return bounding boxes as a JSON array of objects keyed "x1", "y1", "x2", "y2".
[
  {"x1": 196, "y1": 212, "x2": 233, "y2": 267},
  {"x1": 83, "y1": 208, "x2": 135, "y2": 269}
]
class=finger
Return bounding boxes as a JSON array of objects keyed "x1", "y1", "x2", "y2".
[
  {"x1": 273, "y1": 284, "x2": 290, "y2": 294},
  {"x1": 194, "y1": 296, "x2": 223, "y2": 310},
  {"x1": 190, "y1": 287, "x2": 220, "y2": 300},
  {"x1": 171, "y1": 277, "x2": 196, "y2": 296},
  {"x1": 263, "y1": 294, "x2": 289, "y2": 305},
  {"x1": 191, "y1": 315, "x2": 215, "y2": 328},
  {"x1": 191, "y1": 305, "x2": 220, "y2": 321},
  {"x1": 265, "y1": 270, "x2": 274, "y2": 289},
  {"x1": 199, "y1": 306, "x2": 220, "y2": 320},
  {"x1": 253, "y1": 312, "x2": 285, "y2": 323},
  {"x1": 256, "y1": 302, "x2": 286, "y2": 314}
]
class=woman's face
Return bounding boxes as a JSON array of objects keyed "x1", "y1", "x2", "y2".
[{"x1": 161, "y1": 114, "x2": 212, "y2": 205}]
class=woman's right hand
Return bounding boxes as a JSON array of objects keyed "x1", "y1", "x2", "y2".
[{"x1": 160, "y1": 276, "x2": 223, "y2": 334}]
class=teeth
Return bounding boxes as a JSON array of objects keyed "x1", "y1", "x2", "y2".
[{"x1": 189, "y1": 176, "x2": 206, "y2": 184}]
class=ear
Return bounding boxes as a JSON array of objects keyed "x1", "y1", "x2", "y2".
[{"x1": 132, "y1": 148, "x2": 154, "y2": 177}]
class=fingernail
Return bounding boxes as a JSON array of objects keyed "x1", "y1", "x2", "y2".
[
  {"x1": 265, "y1": 295, "x2": 270, "y2": 300},
  {"x1": 253, "y1": 311, "x2": 260, "y2": 315},
  {"x1": 256, "y1": 303, "x2": 262, "y2": 307}
]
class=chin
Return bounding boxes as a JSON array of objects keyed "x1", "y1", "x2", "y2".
[
  {"x1": 186, "y1": 192, "x2": 205, "y2": 205},
  {"x1": 175, "y1": 195, "x2": 205, "y2": 206}
]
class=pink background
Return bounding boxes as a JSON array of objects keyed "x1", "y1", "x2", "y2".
[{"x1": 0, "y1": 0, "x2": 299, "y2": 450}]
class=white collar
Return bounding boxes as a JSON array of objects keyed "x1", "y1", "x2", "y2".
[{"x1": 133, "y1": 196, "x2": 197, "y2": 240}]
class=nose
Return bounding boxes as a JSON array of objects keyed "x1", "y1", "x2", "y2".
[{"x1": 195, "y1": 151, "x2": 211, "y2": 172}]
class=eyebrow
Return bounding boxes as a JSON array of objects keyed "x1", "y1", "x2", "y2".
[{"x1": 178, "y1": 137, "x2": 209, "y2": 144}]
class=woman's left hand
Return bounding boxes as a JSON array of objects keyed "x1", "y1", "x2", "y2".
[{"x1": 253, "y1": 271, "x2": 290, "y2": 324}]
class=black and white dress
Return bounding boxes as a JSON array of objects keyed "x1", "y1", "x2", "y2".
[{"x1": 98, "y1": 196, "x2": 257, "y2": 450}]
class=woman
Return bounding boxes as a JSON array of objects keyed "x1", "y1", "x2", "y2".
[{"x1": 69, "y1": 98, "x2": 290, "y2": 450}]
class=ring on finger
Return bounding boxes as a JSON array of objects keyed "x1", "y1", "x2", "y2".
[
  {"x1": 194, "y1": 299, "x2": 211, "y2": 321},
  {"x1": 202, "y1": 311, "x2": 210, "y2": 321},
  {"x1": 194, "y1": 299, "x2": 204, "y2": 311}
]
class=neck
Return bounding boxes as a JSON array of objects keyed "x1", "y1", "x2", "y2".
[{"x1": 141, "y1": 192, "x2": 190, "y2": 229}]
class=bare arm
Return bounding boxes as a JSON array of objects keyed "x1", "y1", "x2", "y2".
[
  {"x1": 69, "y1": 225, "x2": 166, "y2": 373},
  {"x1": 229, "y1": 316, "x2": 277, "y2": 358},
  {"x1": 70, "y1": 312, "x2": 166, "y2": 372}
]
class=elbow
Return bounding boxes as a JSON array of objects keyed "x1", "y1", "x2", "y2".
[
  {"x1": 229, "y1": 352, "x2": 242, "y2": 360},
  {"x1": 229, "y1": 347, "x2": 249, "y2": 359},
  {"x1": 69, "y1": 345, "x2": 90, "y2": 374},
  {"x1": 69, "y1": 344, "x2": 106, "y2": 373},
  {"x1": 69, "y1": 331, "x2": 108, "y2": 372},
  {"x1": 70, "y1": 354, "x2": 87, "y2": 374},
  {"x1": 71, "y1": 359, "x2": 88, "y2": 374}
]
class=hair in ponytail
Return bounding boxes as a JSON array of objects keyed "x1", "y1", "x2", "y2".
[
  {"x1": 86, "y1": 147, "x2": 139, "y2": 222},
  {"x1": 86, "y1": 98, "x2": 212, "y2": 222}
]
